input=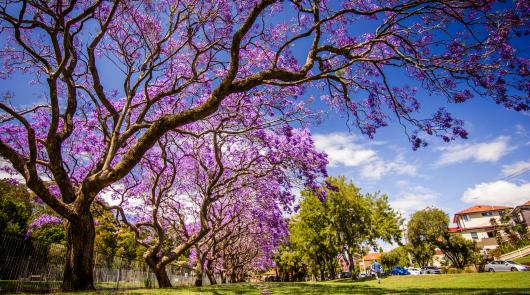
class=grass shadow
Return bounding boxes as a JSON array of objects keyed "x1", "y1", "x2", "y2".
[{"x1": 262, "y1": 282, "x2": 530, "y2": 295}]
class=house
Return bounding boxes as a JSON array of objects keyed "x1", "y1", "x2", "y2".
[
  {"x1": 511, "y1": 200, "x2": 530, "y2": 230},
  {"x1": 452, "y1": 205, "x2": 512, "y2": 250},
  {"x1": 432, "y1": 248, "x2": 445, "y2": 267},
  {"x1": 359, "y1": 252, "x2": 381, "y2": 272}
]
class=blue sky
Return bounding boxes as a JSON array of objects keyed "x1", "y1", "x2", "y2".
[
  {"x1": 310, "y1": 95, "x2": 530, "y2": 224},
  {"x1": 276, "y1": 3, "x2": 530, "y2": 225}
]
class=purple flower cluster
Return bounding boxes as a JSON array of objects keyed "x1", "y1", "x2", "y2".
[{"x1": 29, "y1": 214, "x2": 63, "y2": 228}]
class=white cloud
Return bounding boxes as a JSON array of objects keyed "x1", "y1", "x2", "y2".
[
  {"x1": 436, "y1": 136, "x2": 511, "y2": 166},
  {"x1": 313, "y1": 132, "x2": 418, "y2": 181},
  {"x1": 313, "y1": 133, "x2": 376, "y2": 167},
  {"x1": 501, "y1": 160, "x2": 530, "y2": 178},
  {"x1": 359, "y1": 154, "x2": 417, "y2": 180},
  {"x1": 390, "y1": 184, "x2": 439, "y2": 217},
  {"x1": 461, "y1": 180, "x2": 530, "y2": 206},
  {"x1": 391, "y1": 193, "x2": 437, "y2": 214},
  {"x1": 0, "y1": 159, "x2": 24, "y2": 181},
  {"x1": 515, "y1": 124, "x2": 527, "y2": 136}
]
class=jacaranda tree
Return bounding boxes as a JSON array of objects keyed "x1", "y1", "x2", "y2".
[
  {"x1": 102, "y1": 104, "x2": 326, "y2": 286},
  {"x1": 0, "y1": 0, "x2": 528, "y2": 290}
]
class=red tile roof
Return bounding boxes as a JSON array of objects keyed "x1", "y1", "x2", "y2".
[
  {"x1": 454, "y1": 205, "x2": 512, "y2": 215},
  {"x1": 522, "y1": 200, "x2": 530, "y2": 206},
  {"x1": 453, "y1": 205, "x2": 512, "y2": 223},
  {"x1": 363, "y1": 252, "x2": 382, "y2": 261},
  {"x1": 448, "y1": 227, "x2": 459, "y2": 233}
]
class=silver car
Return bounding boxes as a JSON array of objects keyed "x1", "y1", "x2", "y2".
[{"x1": 485, "y1": 260, "x2": 530, "y2": 272}]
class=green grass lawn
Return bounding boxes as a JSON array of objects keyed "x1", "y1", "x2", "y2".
[
  {"x1": 513, "y1": 255, "x2": 530, "y2": 265},
  {"x1": 12, "y1": 272, "x2": 530, "y2": 294},
  {"x1": 119, "y1": 272, "x2": 530, "y2": 295}
]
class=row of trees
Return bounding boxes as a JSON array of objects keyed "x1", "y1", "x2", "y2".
[
  {"x1": 274, "y1": 176, "x2": 402, "y2": 281},
  {"x1": 0, "y1": 0, "x2": 528, "y2": 290},
  {"x1": 382, "y1": 208, "x2": 477, "y2": 270},
  {"x1": 1, "y1": 106, "x2": 328, "y2": 287}
]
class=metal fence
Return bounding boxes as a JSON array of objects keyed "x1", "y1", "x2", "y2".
[{"x1": 0, "y1": 233, "x2": 200, "y2": 293}]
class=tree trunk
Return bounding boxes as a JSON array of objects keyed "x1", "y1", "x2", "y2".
[
  {"x1": 154, "y1": 267, "x2": 172, "y2": 288},
  {"x1": 348, "y1": 256, "x2": 355, "y2": 280},
  {"x1": 62, "y1": 210, "x2": 96, "y2": 291},
  {"x1": 145, "y1": 255, "x2": 172, "y2": 288},
  {"x1": 194, "y1": 275, "x2": 203, "y2": 286},
  {"x1": 206, "y1": 268, "x2": 216, "y2": 285},
  {"x1": 194, "y1": 261, "x2": 203, "y2": 287}
]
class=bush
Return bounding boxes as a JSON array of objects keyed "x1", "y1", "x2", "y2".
[
  {"x1": 442, "y1": 268, "x2": 463, "y2": 274},
  {"x1": 441, "y1": 266, "x2": 477, "y2": 274}
]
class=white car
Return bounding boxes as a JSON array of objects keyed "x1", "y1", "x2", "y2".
[
  {"x1": 406, "y1": 267, "x2": 421, "y2": 275},
  {"x1": 485, "y1": 260, "x2": 530, "y2": 272}
]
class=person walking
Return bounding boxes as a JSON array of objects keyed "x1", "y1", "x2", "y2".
[{"x1": 371, "y1": 259, "x2": 382, "y2": 284}]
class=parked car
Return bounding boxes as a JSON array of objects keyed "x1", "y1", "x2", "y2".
[
  {"x1": 420, "y1": 266, "x2": 441, "y2": 274},
  {"x1": 358, "y1": 272, "x2": 368, "y2": 278},
  {"x1": 338, "y1": 272, "x2": 352, "y2": 278},
  {"x1": 485, "y1": 260, "x2": 530, "y2": 272},
  {"x1": 264, "y1": 275, "x2": 281, "y2": 282},
  {"x1": 406, "y1": 267, "x2": 421, "y2": 275},
  {"x1": 391, "y1": 266, "x2": 410, "y2": 275}
]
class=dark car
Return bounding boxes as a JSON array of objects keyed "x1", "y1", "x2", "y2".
[
  {"x1": 421, "y1": 266, "x2": 441, "y2": 274},
  {"x1": 391, "y1": 266, "x2": 410, "y2": 275},
  {"x1": 264, "y1": 275, "x2": 281, "y2": 282},
  {"x1": 338, "y1": 272, "x2": 352, "y2": 278}
]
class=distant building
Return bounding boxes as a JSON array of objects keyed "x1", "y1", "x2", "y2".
[
  {"x1": 452, "y1": 205, "x2": 512, "y2": 250},
  {"x1": 432, "y1": 248, "x2": 445, "y2": 267},
  {"x1": 359, "y1": 252, "x2": 381, "y2": 272},
  {"x1": 511, "y1": 200, "x2": 530, "y2": 230}
]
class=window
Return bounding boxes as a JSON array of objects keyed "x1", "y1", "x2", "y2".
[
  {"x1": 463, "y1": 214, "x2": 470, "y2": 221},
  {"x1": 487, "y1": 231, "x2": 495, "y2": 238},
  {"x1": 470, "y1": 232, "x2": 479, "y2": 240},
  {"x1": 482, "y1": 212, "x2": 493, "y2": 217}
]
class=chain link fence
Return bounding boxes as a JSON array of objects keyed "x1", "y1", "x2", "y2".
[{"x1": 0, "y1": 233, "x2": 198, "y2": 293}]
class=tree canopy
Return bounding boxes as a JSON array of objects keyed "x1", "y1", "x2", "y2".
[
  {"x1": 408, "y1": 207, "x2": 477, "y2": 269},
  {"x1": 0, "y1": 0, "x2": 528, "y2": 290},
  {"x1": 284, "y1": 176, "x2": 402, "y2": 280},
  {"x1": 0, "y1": 179, "x2": 32, "y2": 235}
]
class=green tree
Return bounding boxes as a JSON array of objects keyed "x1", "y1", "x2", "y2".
[
  {"x1": 30, "y1": 222, "x2": 67, "y2": 244},
  {"x1": 273, "y1": 243, "x2": 306, "y2": 281},
  {"x1": 0, "y1": 180, "x2": 32, "y2": 235},
  {"x1": 93, "y1": 205, "x2": 145, "y2": 266},
  {"x1": 28, "y1": 203, "x2": 67, "y2": 244},
  {"x1": 290, "y1": 191, "x2": 340, "y2": 280},
  {"x1": 381, "y1": 246, "x2": 410, "y2": 269},
  {"x1": 289, "y1": 176, "x2": 402, "y2": 280},
  {"x1": 441, "y1": 235, "x2": 477, "y2": 269},
  {"x1": 407, "y1": 241, "x2": 434, "y2": 267},
  {"x1": 325, "y1": 176, "x2": 402, "y2": 277},
  {"x1": 408, "y1": 207, "x2": 477, "y2": 269}
]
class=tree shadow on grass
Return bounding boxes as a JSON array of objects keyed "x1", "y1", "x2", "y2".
[
  {"x1": 263, "y1": 282, "x2": 530, "y2": 295},
  {"x1": 125, "y1": 283, "x2": 260, "y2": 295}
]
